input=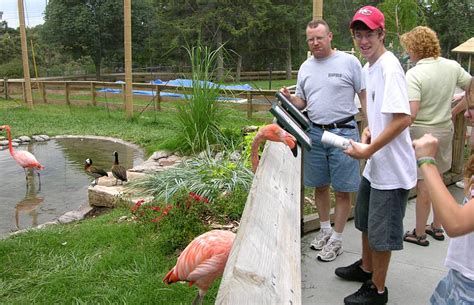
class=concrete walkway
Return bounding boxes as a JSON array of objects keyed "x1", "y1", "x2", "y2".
[{"x1": 302, "y1": 184, "x2": 464, "y2": 305}]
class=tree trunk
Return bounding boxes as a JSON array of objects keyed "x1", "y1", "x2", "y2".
[{"x1": 93, "y1": 55, "x2": 102, "y2": 80}]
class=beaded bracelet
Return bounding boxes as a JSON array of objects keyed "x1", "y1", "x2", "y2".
[{"x1": 417, "y1": 157, "x2": 436, "y2": 168}]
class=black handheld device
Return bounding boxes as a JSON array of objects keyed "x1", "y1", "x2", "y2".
[{"x1": 275, "y1": 92, "x2": 310, "y2": 130}]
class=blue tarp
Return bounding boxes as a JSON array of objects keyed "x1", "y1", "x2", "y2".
[{"x1": 98, "y1": 79, "x2": 253, "y2": 100}]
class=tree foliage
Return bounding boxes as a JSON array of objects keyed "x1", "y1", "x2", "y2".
[
  {"x1": 0, "y1": 0, "x2": 471, "y2": 78},
  {"x1": 422, "y1": 0, "x2": 474, "y2": 56},
  {"x1": 41, "y1": 0, "x2": 153, "y2": 77}
]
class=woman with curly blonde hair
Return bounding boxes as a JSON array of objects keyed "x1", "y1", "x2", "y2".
[{"x1": 400, "y1": 26, "x2": 472, "y2": 247}]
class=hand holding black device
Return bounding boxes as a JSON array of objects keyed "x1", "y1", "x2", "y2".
[{"x1": 275, "y1": 92, "x2": 310, "y2": 130}]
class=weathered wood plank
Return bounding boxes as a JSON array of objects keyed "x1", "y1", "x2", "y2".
[{"x1": 217, "y1": 141, "x2": 301, "y2": 305}]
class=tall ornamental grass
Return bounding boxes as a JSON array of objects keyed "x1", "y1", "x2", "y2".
[{"x1": 175, "y1": 43, "x2": 227, "y2": 153}]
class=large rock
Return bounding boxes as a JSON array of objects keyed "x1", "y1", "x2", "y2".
[{"x1": 88, "y1": 171, "x2": 148, "y2": 208}]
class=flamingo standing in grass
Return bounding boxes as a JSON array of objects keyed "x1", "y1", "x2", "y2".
[
  {"x1": 163, "y1": 230, "x2": 235, "y2": 305},
  {"x1": 0, "y1": 125, "x2": 45, "y2": 187},
  {"x1": 251, "y1": 123, "x2": 297, "y2": 172}
]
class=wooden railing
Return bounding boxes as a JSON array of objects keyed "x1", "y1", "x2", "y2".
[
  {"x1": 216, "y1": 142, "x2": 302, "y2": 304},
  {"x1": 1, "y1": 70, "x2": 298, "y2": 84},
  {"x1": 0, "y1": 78, "x2": 280, "y2": 120}
]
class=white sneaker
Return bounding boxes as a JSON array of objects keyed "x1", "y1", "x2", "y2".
[
  {"x1": 317, "y1": 239, "x2": 343, "y2": 262},
  {"x1": 456, "y1": 180, "x2": 465, "y2": 189},
  {"x1": 310, "y1": 228, "x2": 333, "y2": 250}
]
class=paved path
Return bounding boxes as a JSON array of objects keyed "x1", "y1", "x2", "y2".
[{"x1": 301, "y1": 184, "x2": 464, "y2": 305}]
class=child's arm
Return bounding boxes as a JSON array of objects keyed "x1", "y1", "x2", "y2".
[{"x1": 414, "y1": 134, "x2": 474, "y2": 237}]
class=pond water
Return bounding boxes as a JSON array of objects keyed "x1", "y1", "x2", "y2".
[{"x1": 0, "y1": 137, "x2": 144, "y2": 239}]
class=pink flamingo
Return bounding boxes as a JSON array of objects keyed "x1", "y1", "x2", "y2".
[
  {"x1": 0, "y1": 125, "x2": 45, "y2": 187},
  {"x1": 163, "y1": 230, "x2": 235, "y2": 305},
  {"x1": 251, "y1": 123, "x2": 297, "y2": 172}
]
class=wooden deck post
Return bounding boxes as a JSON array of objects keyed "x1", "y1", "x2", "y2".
[
  {"x1": 217, "y1": 142, "x2": 302, "y2": 304},
  {"x1": 451, "y1": 112, "x2": 468, "y2": 174}
]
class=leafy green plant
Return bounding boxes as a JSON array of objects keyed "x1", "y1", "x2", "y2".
[
  {"x1": 125, "y1": 152, "x2": 253, "y2": 204},
  {"x1": 175, "y1": 43, "x2": 227, "y2": 154}
]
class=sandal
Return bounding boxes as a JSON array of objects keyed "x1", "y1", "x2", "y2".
[
  {"x1": 425, "y1": 223, "x2": 445, "y2": 241},
  {"x1": 403, "y1": 229, "x2": 430, "y2": 246}
]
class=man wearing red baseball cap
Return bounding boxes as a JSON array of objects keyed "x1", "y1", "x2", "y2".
[{"x1": 336, "y1": 5, "x2": 417, "y2": 305}]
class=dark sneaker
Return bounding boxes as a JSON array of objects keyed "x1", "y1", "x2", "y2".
[
  {"x1": 335, "y1": 259, "x2": 372, "y2": 282},
  {"x1": 344, "y1": 280, "x2": 388, "y2": 305}
]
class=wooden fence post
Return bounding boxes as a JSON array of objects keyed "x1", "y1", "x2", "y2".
[
  {"x1": 246, "y1": 92, "x2": 253, "y2": 119},
  {"x1": 156, "y1": 85, "x2": 161, "y2": 111},
  {"x1": 40, "y1": 82, "x2": 47, "y2": 103},
  {"x1": 4, "y1": 78, "x2": 8, "y2": 100},
  {"x1": 91, "y1": 82, "x2": 97, "y2": 106},
  {"x1": 22, "y1": 81, "x2": 26, "y2": 104},
  {"x1": 65, "y1": 82, "x2": 70, "y2": 105}
]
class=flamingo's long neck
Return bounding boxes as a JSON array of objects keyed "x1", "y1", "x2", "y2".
[{"x1": 6, "y1": 127, "x2": 15, "y2": 157}]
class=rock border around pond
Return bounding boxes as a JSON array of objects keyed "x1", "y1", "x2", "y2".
[{"x1": 3, "y1": 135, "x2": 183, "y2": 239}]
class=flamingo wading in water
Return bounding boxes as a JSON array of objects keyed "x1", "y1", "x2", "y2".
[
  {"x1": 163, "y1": 230, "x2": 235, "y2": 305},
  {"x1": 0, "y1": 125, "x2": 45, "y2": 187}
]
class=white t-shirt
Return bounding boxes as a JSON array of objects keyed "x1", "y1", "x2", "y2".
[
  {"x1": 362, "y1": 51, "x2": 417, "y2": 190},
  {"x1": 445, "y1": 188, "x2": 474, "y2": 280}
]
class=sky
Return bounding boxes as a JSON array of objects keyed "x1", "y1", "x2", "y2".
[{"x1": 0, "y1": 0, "x2": 47, "y2": 29}]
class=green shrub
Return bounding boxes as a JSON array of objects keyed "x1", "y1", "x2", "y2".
[
  {"x1": 129, "y1": 192, "x2": 212, "y2": 255},
  {"x1": 125, "y1": 152, "x2": 253, "y2": 204}
]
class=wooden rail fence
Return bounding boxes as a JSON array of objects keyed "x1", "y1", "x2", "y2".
[{"x1": 0, "y1": 78, "x2": 280, "y2": 120}]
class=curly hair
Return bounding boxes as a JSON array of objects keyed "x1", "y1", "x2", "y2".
[{"x1": 400, "y1": 26, "x2": 441, "y2": 59}]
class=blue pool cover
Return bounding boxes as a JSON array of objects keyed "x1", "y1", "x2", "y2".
[{"x1": 98, "y1": 79, "x2": 253, "y2": 100}]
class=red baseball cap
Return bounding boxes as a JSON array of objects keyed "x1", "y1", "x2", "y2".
[{"x1": 350, "y1": 6, "x2": 385, "y2": 30}]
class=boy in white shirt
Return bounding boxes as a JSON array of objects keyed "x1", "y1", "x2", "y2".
[{"x1": 335, "y1": 6, "x2": 417, "y2": 305}]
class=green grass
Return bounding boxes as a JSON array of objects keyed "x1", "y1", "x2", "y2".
[
  {"x1": 0, "y1": 98, "x2": 267, "y2": 304},
  {"x1": 0, "y1": 99, "x2": 269, "y2": 155},
  {"x1": 0, "y1": 207, "x2": 222, "y2": 304}
]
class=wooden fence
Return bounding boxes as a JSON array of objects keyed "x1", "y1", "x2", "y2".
[
  {"x1": 6, "y1": 70, "x2": 298, "y2": 84},
  {"x1": 217, "y1": 142, "x2": 302, "y2": 304},
  {"x1": 0, "y1": 78, "x2": 280, "y2": 120}
]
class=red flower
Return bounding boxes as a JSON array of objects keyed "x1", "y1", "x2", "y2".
[{"x1": 131, "y1": 199, "x2": 145, "y2": 213}]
